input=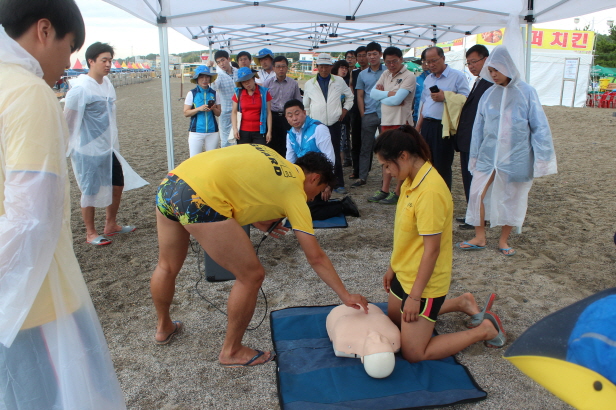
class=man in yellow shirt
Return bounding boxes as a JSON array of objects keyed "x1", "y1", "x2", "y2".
[
  {"x1": 152, "y1": 144, "x2": 368, "y2": 367},
  {"x1": 0, "y1": 0, "x2": 125, "y2": 408}
]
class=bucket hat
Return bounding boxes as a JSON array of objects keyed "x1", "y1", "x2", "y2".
[
  {"x1": 235, "y1": 66, "x2": 259, "y2": 86},
  {"x1": 191, "y1": 65, "x2": 217, "y2": 84},
  {"x1": 254, "y1": 48, "x2": 275, "y2": 64},
  {"x1": 315, "y1": 53, "x2": 333, "y2": 66}
]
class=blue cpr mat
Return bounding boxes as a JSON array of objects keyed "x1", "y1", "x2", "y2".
[
  {"x1": 271, "y1": 303, "x2": 487, "y2": 410},
  {"x1": 284, "y1": 214, "x2": 348, "y2": 229}
]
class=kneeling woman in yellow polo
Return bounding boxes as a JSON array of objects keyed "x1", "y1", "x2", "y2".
[
  {"x1": 151, "y1": 144, "x2": 368, "y2": 367},
  {"x1": 376, "y1": 125, "x2": 506, "y2": 363}
]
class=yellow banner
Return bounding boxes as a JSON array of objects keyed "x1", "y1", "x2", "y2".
[{"x1": 477, "y1": 28, "x2": 594, "y2": 51}]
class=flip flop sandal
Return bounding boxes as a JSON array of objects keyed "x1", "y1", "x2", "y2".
[
  {"x1": 155, "y1": 321, "x2": 183, "y2": 345},
  {"x1": 106, "y1": 225, "x2": 137, "y2": 236},
  {"x1": 483, "y1": 311, "x2": 507, "y2": 348},
  {"x1": 221, "y1": 350, "x2": 276, "y2": 368},
  {"x1": 458, "y1": 241, "x2": 485, "y2": 251},
  {"x1": 467, "y1": 293, "x2": 497, "y2": 329},
  {"x1": 499, "y1": 247, "x2": 516, "y2": 256},
  {"x1": 86, "y1": 235, "x2": 112, "y2": 246}
]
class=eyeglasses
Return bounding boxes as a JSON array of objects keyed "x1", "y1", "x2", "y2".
[
  {"x1": 425, "y1": 57, "x2": 442, "y2": 65},
  {"x1": 465, "y1": 57, "x2": 486, "y2": 66},
  {"x1": 384, "y1": 59, "x2": 401, "y2": 66}
]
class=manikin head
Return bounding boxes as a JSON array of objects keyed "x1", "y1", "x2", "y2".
[{"x1": 361, "y1": 331, "x2": 396, "y2": 378}]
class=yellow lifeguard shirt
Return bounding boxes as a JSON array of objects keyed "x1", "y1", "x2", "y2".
[
  {"x1": 173, "y1": 144, "x2": 315, "y2": 235},
  {"x1": 391, "y1": 162, "x2": 453, "y2": 297}
]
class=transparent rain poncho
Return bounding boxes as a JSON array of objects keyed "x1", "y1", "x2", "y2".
[
  {"x1": 0, "y1": 26, "x2": 125, "y2": 409},
  {"x1": 65, "y1": 74, "x2": 147, "y2": 208},
  {"x1": 466, "y1": 46, "x2": 557, "y2": 228}
]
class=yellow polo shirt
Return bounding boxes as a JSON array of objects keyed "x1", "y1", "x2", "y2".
[
  {"x1": 173, "y1": 144, "x2": 314, "y2": 235},
  {"x1": 391, "y1": 162, "x2": 453, "y2": 297}
]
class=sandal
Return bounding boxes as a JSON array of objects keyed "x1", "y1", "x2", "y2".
[{"x1": 467, "y1": 293, "x2": 497, "y2": 328}]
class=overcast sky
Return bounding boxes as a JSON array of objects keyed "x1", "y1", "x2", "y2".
[{"x1": 73, "y1": 0, "x2": 616, "y2": 63}]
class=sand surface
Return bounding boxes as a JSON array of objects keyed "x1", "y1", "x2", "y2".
[{"x1": 69, "y1": 78, "x2": 616, "y2": 409}]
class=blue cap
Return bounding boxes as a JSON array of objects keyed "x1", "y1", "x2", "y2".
[
  {"x1": 254, "y1": 48, "x2": 274, "y2": 61},
  {"x1": 191, "y1": 65, "x2": 217, "y2": 83},
  {"x1": 236, "y1": 66, "x2": 259, "y2": 85}
]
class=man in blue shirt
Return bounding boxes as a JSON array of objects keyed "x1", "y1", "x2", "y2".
[
  {"x1": 417, "y1": 46, "x2": 470, "y2": 190},
  {"x1": 352, "y1": 42, "x2": 385, "y2": 188},
  {"x1": 413, "y1": 50, "x2": 430, "y2": 125}
]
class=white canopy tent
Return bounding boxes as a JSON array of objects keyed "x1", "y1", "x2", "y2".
[{"x1": 102, "y1": 0, "x2": 616, "y2": 170}]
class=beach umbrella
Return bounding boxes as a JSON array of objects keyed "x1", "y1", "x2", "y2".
[
  {"x1": 504, "y1": 287, "x2": 616, "y2": 410},
  {"x1": 404, "y1": 61, "x2": 422, "y2": 72},
  {"x1": 591, "y1": 65, "x2": 616, "y2": 77},
  {"x1": 72, "y1": 59, "x2": 83, "y2": 70}
]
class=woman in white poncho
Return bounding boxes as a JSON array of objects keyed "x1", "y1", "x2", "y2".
[{"x1": 459, "y1": 46, "x2": 557, "y2": 256}]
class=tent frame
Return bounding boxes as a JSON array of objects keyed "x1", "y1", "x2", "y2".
[{"x1": 101, "y1": 0, "x2": 616, "y2": 169}]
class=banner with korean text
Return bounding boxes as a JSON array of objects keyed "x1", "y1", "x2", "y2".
[{"x1": 477, "y1": 29, "x2": 594, "y2": 51}]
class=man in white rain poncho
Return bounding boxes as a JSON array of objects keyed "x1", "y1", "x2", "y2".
[
  {"x1": 65, "y1": 42, "x2": 148, "y2": 246},
  {"x1": 459, "y1": 46, "x2": 557, "y2": 256},
  {"x1": 0, "y1": 0, "x2": 125, "y2": 408}
]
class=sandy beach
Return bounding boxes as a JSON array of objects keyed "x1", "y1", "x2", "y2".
[{"x1": 69, "y1": 77, "x2": 616, "y2": 409}]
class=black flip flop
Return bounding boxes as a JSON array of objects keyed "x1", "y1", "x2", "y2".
[{"x1": 221, "y1": 350, "x2": 276, "y2": 368}]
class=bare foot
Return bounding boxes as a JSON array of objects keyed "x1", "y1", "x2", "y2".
[
  {"x1": 103, "y1": 224, "x2": 123, "y2": 236},
  {"x1": 86, "y1": 232, "x2": 103, "y2": 243},
  {"x1": 219, "y1": 346, "x2": 273, "y2": 366},
  {"x1": 480, "y1": 319, "x2": 499, "y2": 341},
  {"x1": 459, "y1": 238, "x2": 486, "y2": 248},
  {"x1": 155, "y1": 321, "x2": 182, "y2": 343},
  {"x1": 499, "y1": 242, "x2": 515, "y2": 255},
  {"x1": 459, "y1": 293, "x2": 481, "y2": 316}
]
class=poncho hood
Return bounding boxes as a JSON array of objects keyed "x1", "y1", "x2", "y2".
[{"x1": 0, "y1": 25, "x2": 44, "y2": 78}]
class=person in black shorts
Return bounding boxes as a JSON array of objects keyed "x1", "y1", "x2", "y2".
[{"x1": 65, "y1": 42, "x2": 148, "y2": 246}]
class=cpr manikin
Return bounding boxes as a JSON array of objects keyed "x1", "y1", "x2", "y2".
[{"x1": 326, "y1": 303, "x2": 401, "y2": 378}]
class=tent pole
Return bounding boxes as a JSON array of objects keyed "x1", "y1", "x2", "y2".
[
  {"x1": 158, "y1": 20, "x2": 175, "y2": 171},
  {"x1": 525, "y1": 0, "x2": 534, "y2": 83}
]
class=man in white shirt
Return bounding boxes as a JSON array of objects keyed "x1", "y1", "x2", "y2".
[
  {"x1": 210, "y1": 50, "x2": 238, "y2": 148},
  {"x1": 303, "y1": 53, "x2": 354, "y2": 194},
  {"x1": 253, "y1": 48, "x2": 276, "y2": 85}
]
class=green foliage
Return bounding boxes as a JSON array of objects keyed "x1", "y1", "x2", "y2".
[
  {"x1": 595, "y1": 26, "x2": 616, "y2": 68},
  {"x1": 144, "y1": 53, "x2": 158, "y2": 61}
]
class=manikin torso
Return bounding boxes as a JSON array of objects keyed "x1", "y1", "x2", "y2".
[{"x1": 326, "y1": 303, "x2": 401, "y2": 378}]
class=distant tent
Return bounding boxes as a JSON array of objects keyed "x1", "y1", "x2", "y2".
[
  {"x1": 114, "y1": 61, "x2": 121, "y2": 68},
  {"x1": 137, "y1": 63, "x2": 144, "y2": 69},
  {"x1": 72, "y1": 59, "x2": 83, "y2": 70},
  {"x1": 121, "y1": 62, "x2": 128, "y2": 68}
]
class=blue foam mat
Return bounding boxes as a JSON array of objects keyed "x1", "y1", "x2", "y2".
[
  {"x1": 271, "y1": 303, "x2": 487, "y2": 410},
  {"x1": 284, "y1": 213, "x2": 348, "y2": 229}
]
